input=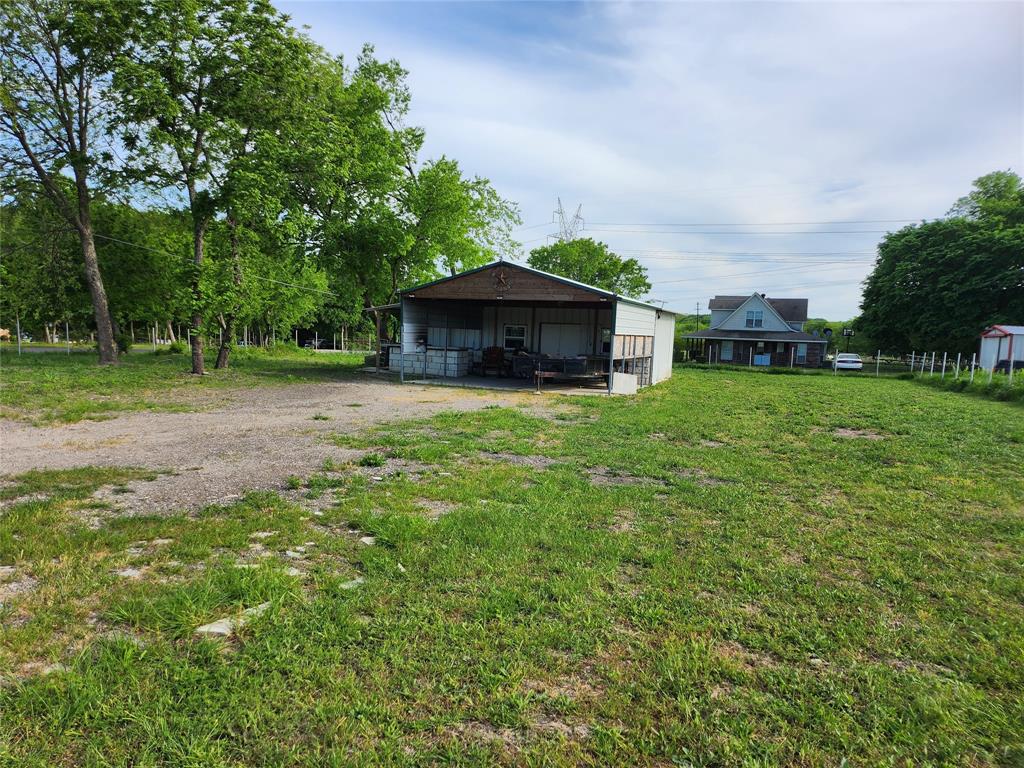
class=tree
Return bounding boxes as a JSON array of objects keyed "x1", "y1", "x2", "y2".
[
  {"x1": 949, "y1": 170, "x2": 1024, "y2": 228},
  {"x1": 528, "y1": 238, "x2": 651, "y2": 298},
  {"x1": 857, "y1": 172, "x2": 1024, "y2": 354},
  {"x1": 0, "y1": 0, "x2": 128, "y2": 363}
]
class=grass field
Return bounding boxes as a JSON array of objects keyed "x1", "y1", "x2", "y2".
[
  {"x1": 0, "y1": 347, "x2": 365, "y2": 423},
  {"x1": 1, "y1": 364, "x2": 1022, "y2": 766}
]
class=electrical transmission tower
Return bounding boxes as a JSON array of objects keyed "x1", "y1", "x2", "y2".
[{"x1": 553, "y1": 198, "x2": 584, "y2": 241}]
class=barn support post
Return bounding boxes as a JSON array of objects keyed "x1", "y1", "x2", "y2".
[
  {"x1": 607, "y1": 303, "x2": 617, "y2": 395},
  {"x1": 790, "y1": 347, "x2": 795, "y2": 369},
  {"x1": 374, "y1": 310, "x2": 381, "y2": 374},
  {"x1": 443, "y1": 311, "x2": 449, "y2": 379}
]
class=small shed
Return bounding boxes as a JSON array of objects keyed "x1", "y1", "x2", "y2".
[
  {"x1": 979, "y1": 325, "x2": 1024, "y2": 371},
  {"x1": 388, "y1": 261, "x2": 677, "y2": 393}
]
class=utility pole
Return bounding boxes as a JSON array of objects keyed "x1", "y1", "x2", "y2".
[{"x1": 695, "y1": 302, "x2": 701, "y2": 332}]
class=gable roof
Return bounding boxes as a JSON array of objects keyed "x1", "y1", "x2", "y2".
[
  {"x1": 708, "y1": 294, "x2": 809, "y2": 322},
  {"x1": 982, "y1": 324, "x2": 1024, "y2": 337},
  {"x1": 401, "y1": 260, "x2": 675, "y2": 313}
]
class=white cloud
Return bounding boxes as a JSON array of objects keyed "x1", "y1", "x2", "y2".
[{"x1": 278, "y1": 0, "x2": 1022, "y2": 318}]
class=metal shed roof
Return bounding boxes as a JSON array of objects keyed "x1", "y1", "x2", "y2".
[{"x1": 401, "y1": 260, "x2": 676, "y2": 314}]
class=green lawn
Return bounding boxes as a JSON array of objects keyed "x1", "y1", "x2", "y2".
[
  {"x1": 1, "y1": 368, "x2": 1022, "y2": 766},
  {"x1": 0, "y1": 347, "x2": 365, "y2": 423}
]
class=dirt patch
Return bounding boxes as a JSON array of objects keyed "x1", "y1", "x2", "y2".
[
  {"x1": 715, "y1": 640, "x2": 777, "y2": 671},
  {"x1": 587, "y1": 466, "x2": 666, "y2": 488},
  {"x1": 0, "y1": 380, "x2": 539, "y2": 514},
  {"x1": 530, "y1": 714, "x2": 592, "y2": 740},
  {"x1": 833, "y1": 428, "x2": 885, "y2": 440},
  {"x1": 609, "y1": 508, "x2": 636, "y2": 533},
  {"x1": 700, "y1": 439, "x2": 726, "y2": 448},
  {"x1": 417, "y1": 499, "x2": 459, "y2": 519},
  {"x1": 443, "y1": 720, "x2": 521, "y2": 750},
  {"x1": 521, "y1": 675, "x2": 603, "y2": 701},
  {"x1": 481, "y1": 452, "x2": 559, "y2": 470},
  {"x1": 674, "y1": 468, "x2": 731, "y2": 487},
  {"x1": 0, "y1": 567, "x2": 38, "y2": 607},
  {"x1": 355, "y1": 457, "x2": 436, "y2": 481}
]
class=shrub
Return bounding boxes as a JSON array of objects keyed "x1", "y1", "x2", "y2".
[{"x1": 358, "y1": 452, "x2": 386, "y2": 468}]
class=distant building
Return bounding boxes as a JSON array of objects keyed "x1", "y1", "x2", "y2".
[
  {"x1": 683, "y1": 292, "x2": 828, "y2": 367},
  {"x1": 979, "y1": 325, "x2": 1024, "y2": 372}
]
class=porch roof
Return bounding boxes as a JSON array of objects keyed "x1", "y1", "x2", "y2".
[{"x1": 683, "y1": 329, "x2": 827, "y2": 343}]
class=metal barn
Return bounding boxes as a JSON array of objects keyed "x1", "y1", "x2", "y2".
[{"x1": 376, "y1": 261, "x2": 676, "y2": 393}]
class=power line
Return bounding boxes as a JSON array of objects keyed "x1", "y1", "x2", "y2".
[
  {"x1": 587, "y1": 218, "x2": 919, "y2": 227},
  {"x1": 583, "y1": 227, "x2": 891, "y2": 235},
  {"x1": 655, "y1": 261, "x2": 869, "y2": 286}
]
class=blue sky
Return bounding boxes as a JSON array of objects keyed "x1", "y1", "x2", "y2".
[{"x1": 277, "y1": 1, "x2": 1022, "y2": 319}]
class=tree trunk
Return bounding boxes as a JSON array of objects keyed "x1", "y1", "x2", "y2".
[
  {"x1": 190, "y1": 218, "x2": 207, "y2": 375},
  {"x1": 215, "y1": 217, "x2": 243, "y2": 370},
  {"x1": 76, "y1": 185, "x2": 118, "y2": 364},
  {"x1": 166, "y1": 321, "x2": 176, "y2": 343},
  {"x1": 215, "y1": 314, "x2": 235, "y2": 369}
]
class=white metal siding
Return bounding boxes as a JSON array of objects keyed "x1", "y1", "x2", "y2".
[
  {"x1": 652, "y1": 311, "x2": 676, "y2": 383},
  {"x1": 614, "y1": 302, "x2": 657, "y2": 336},
  {"x1": 401, "y1": 298, "x2": 428, "y2": 353}
]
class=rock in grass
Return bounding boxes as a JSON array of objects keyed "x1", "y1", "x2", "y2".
[
  {"x1": 195, "y1": 602, "x2": 271, "y2": 638},
  {"x1": 359, "y1": 536, "x2": 376, "y2": 546},
  {"x1": 115, "y1": 567, "x2": 144, "y2": 579},
  {"x1": 340, "y1": 576, "x2": 364, "y2": 590}
]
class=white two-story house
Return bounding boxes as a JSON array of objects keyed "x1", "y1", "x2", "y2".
[{"x1": 684, "y1": 293, "x2": 828, "y2": 367}]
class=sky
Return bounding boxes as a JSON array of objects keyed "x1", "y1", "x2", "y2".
[{"x1": 277, "y1": 0, "x2": 1022, "y2": 319}]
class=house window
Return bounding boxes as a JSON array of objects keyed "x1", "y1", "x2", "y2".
[
  {"x1": 745, "y1": 310, "x2": 763, "y2": 328},
  {"x1": 721, "y1": 340, "x2": 733, "y2": 361},
  {"x1": 776, "y1": 342, "x2": 785, "y2": 353},
  {"x1": 756, "y1": 341, "x2": 765, "y2": 353},
  {"x1": 796, "y1": 343, "x2": 807, "y2": 363},
  {"x1": 503, "y1": 325, "x2": 527, "y2": 351}
]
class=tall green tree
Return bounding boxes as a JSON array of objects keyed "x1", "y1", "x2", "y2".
[
  {"x1": 528, "y1": 238, "x2": 651, "y2": 298},
  {"x1": 857, "y1": 172, "x2": 1024, "y2": 354},
  {"x1": 0, "y1": 0, "x2": 129, "y2": 363}
]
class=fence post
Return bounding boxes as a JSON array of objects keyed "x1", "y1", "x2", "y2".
[
  {"x1": 909, "y1": 351, "x2": 915, "y2": 371},
  {"x1": 15, "y1": 313, "x2": 21, "y2": 355},
  {"x1": 876, "y1": 350, "x2": 881, "y2": 377},
  {"x1": 970, "y1": 353, "x2": 976, "y2": 383},
  {"x1": 333, "y1": 333, "x2": 336, "y2": 351},
  {"x1": 941, "y1": 352, "x2": 947, "y2": 380},
  {"x1": 295, "y1": 329, "x2": 298, "y2": 345},
  {"x1": 314, "y1": 331, "x2": 318, "y2": 350},
  {"x1": 954, "y1": 352, "x2": 961, "y2": 379},
  {"x1": 929, "y1": 352, "x2": 935, "y2": 376}
]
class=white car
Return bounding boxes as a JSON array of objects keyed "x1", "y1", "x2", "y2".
[{"x1": 833, "y1": 353, "x2": 863, "y2": 371}]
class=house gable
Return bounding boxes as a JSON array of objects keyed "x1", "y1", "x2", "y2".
[{"x1": 715, "y1": 293, "x2": 795, "y2": 333}]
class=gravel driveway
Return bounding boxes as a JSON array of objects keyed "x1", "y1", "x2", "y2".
[{"x1": 0, "y1": 379, "x2": 539, "y2": 513}]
